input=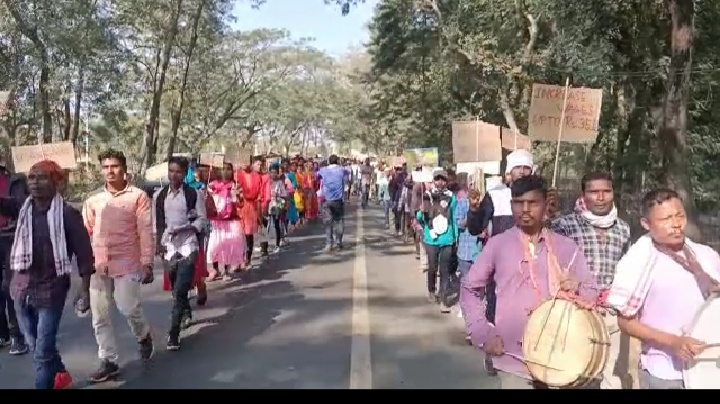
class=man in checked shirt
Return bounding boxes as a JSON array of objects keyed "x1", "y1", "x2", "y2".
[{"x1": 549, "y1": 172, "x2": 632, "y2": 389}]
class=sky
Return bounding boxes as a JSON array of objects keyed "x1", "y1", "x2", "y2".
[{"x1": 231, "y1": 0, "x2": 380, "y2": 58}]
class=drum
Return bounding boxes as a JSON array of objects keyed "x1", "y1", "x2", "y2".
[
  {"x1": 682, "y1": 294, "x2": 720, "y2": 389},
  {"x1": 522, "y1": 298, "x2": 610, "y2": 388}
]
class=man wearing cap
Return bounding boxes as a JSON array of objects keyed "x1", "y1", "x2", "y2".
[
  {"x1": 470, "y1": 148, "x2": 533, "y2": 376},
  {"x1": 417, "y1": 168, "x2": 458, "y2": 313}
]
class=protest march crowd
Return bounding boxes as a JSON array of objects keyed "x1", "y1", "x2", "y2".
[{"x1": 0, "y1": 143, "x2": 716, "y2": 390}]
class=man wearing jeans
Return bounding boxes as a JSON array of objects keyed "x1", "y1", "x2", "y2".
[
  {"x1": 154, "y1": 157, "x2": 207, "y2": 351},
  {"x1": 317, "y1": 155, "x2": 346, "y2": 252}
]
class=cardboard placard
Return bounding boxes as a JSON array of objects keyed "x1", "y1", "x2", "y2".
[
  {"x1": 390, "y1": 156, "x2": 406, "y2": 168},
  {"x1": 199, "y1": 152, "x2": 224, "y2": 167},
  {"x1": 224, "y1": 149, "x2": 252, "y2": 167},
  {"x1": 500, "y1": 127, "x2": 532, "y2": 150},
  {"x1": 12, "y1": 142, "x2": 77, "y2": 173},
  {"x1": 403, "y1": 147, "x2": 439, "y2": 168},
  {"x1": 451, "y1": 120, "x2": 502, "y2": 163},
  {"x1": 528, "y1": 83, "x2": 603, "y2": 143},
  {"x1": 411, "y1": 166, "x2": 434, "y2": 183}
]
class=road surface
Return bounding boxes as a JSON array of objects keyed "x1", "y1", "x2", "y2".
[{"x1": 0, "y1": 202, "x2": 497, "y2": 389}]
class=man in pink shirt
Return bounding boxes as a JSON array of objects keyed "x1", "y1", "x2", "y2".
[
  {"x1": 459, "y1": 175, "x2": 597, "y2": 389},
  {"x1": 609, "y1": 188, "x2": 720, "y2": 389},
  {"x1": 82, "y1": 149, "x2": 155, "y2": 383}
]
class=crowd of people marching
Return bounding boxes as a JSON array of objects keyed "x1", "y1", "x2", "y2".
[
  {"x1": 0, "y1": 149, "x2": 354, "y2": 389},
  {"x1": 0, "y1": 145, "x2": 715, "y2": 390},
  {"x1": 374, "y1": 147, "x2": 717, "y2": 390}
]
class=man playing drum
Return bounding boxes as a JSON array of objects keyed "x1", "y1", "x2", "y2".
[
  {"x1": 550, "y1": 172, "x2": 632, "y2": 389},
  {"x1": 460, "y1": 175, "x2": 598, "y2": 389},
  {"x1": 607, "y1": 189, "x2": 720, "y2": 389}
]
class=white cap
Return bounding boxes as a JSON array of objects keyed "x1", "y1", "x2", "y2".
[{"x1": 505, "y1": 149, "x2": 533, "y2": 174}]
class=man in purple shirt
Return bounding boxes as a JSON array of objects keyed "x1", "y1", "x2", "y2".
[{"x1": 459, "y1": 175, "x2": 598, "y2": 389}]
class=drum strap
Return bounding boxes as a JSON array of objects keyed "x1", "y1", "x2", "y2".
[{"x1": 520, "y1": 229, "x2": 594, "y2": 309}]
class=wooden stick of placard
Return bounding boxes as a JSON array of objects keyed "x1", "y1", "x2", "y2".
[{"x1": 551, "y1": 77, "x2": 571, "y2": 188}]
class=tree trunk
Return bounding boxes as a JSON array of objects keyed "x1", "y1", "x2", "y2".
[
  {"x1": 661, "y1": 0, "x2": 698, "y2": 239},
  {"x1": 166, "y1": 0, "x2": 206, "y2": 161},
  {"x1": 71, "y1": 67, "x2": 84, "y2": 145},
  {"x1": 141, "y1": 0, "x2": 184, "y2": 176}
]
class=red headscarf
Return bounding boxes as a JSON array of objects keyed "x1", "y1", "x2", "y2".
[{"x1": 31, "y1": 160, "x2": 64, "y2": 185}]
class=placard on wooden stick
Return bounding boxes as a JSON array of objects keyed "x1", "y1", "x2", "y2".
[
  {"x1": 451, "y1": 120, "x2": 502, "y2": 163},
  {"x1": 528, "y1": 83, "x2": 603, "y2": 143},
  {"x1": 500, "y1": 127, "x2": 531, "y2": 151},
  {"x1": 224, "y1": 149, "x2": 252, "y2": 167},
  {"x1": 12, "y1": 142, "x2": 77, "y2": 173},
  {"x1": 199, "y1": 152, "x2": 224, "y2": 167}
]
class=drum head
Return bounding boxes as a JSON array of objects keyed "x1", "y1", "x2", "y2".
[
  {"x1": 523, "y1": 300, "x2": 599, "y2": 387},
  {"x1": 683, "y1": 295, "x2": 720, "y2": 389}
]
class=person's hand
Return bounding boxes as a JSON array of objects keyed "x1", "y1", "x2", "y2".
[
  {"x1": 483, "y1": 335, "x2": 504, "y2": 356},
  {"x1": 546, "y1": 188, "x2": 560, "y2": 219},
  {"x1": 141, "y1": 264, "x2": 154, "y2": 285},
  {"x1": 74, "y1": 289, "x2": 90, "y2": 317},
  {"x1": 671, "y1": 335, "x2": 706, "y2": 362}
]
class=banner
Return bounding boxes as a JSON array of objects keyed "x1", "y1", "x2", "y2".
[
  {"x1": 403, "y1": 147, "x2": 439, "y2": 168},
  {"x1": 528, "y1": 83, "x2": 603, "y2": 143},
  {"x1": 12, "y1": 142, "x2": 77, "y2": 173},
  {"x1": 451, "y1": 120, "x2": 502, "y2": 163}
]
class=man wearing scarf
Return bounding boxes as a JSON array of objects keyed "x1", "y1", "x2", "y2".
[
  {"x1": 549, "y1": 172, "x2": 631, "y2": 389},
  {"x1": 0, "y1": 160, "x2": 94, "y2": 389},
  {"x1": 607, "y1": 189, "x2": 720, "y2": 389}
]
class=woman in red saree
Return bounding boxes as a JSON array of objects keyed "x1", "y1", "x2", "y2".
[{"x1": 235, "y1": 158, "x2": 263, "y2": 268}]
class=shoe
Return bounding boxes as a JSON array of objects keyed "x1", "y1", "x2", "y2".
[
  {"x1": 335, "y1": 243, "x2": 343, "y2": 251},
  {"x1": 166, "y1": 335, "x2": 180, "y2": 351},
  {"x1": 8, "y1": 338, "x2": 28, "y2": 355},
  {"x1": 138, "y1": 333, "x2": 154, "y2": 361},
  {"x1": 53, "y1": 371, "x2": 73, "y2": 389},
  {"x1": 196, "y1": 292, "x2": 207, "y2": 307},
  {"x1": 88, "y1": 360, "x2": 120, "y2": 383},
  {"x1": 427, "y1": 292, "x2": 438, "y2": 304},
  {"x1": 0, "y1": 337, "x2": 10, "y2": 348},
  {"x1": 484, "y1": 357, "x2": 498, "y2": 376},
  {"x1": 181, "y1": 314, "x2": 192, "y2": 330},
  {"x1": 439, "y1": 303, "x2": 451, "y2": 314},
  {"x1": 323, "y1": 245, "x2": 333, "y2": 253}
]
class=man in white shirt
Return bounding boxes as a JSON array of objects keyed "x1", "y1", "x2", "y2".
[{"x1": 153, "y1": 156, "x2": 207, "y2": 351}]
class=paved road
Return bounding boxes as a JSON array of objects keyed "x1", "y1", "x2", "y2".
[{"x1": 0, "y1": 202, "x2": 496, "y2": 389}]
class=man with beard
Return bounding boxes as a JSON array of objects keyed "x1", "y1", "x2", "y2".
[
  {"x1": 471, "y1": 149, "x2": 534, "y2": 375},
  {"x1": 550, "y1": 172, "x2": 631, "y2": 389},
  {"x1": 460, "y1": 175, "x2": 596, "y2": 389},
  {"x1": 1, "y1": 160, "x2": 93, "y2": 389}
]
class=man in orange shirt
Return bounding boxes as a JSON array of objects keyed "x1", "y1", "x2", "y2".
[{"x1": 82, "y1": 149, "x2": 155, "y2": 383}]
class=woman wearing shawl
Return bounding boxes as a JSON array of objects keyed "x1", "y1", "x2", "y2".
[
  {"x1": 235, "y1": 159, "x2": 263, "y2": 268},
  {"x1": 206, "y1": 163, "x2": 245, "y2": 281}
]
